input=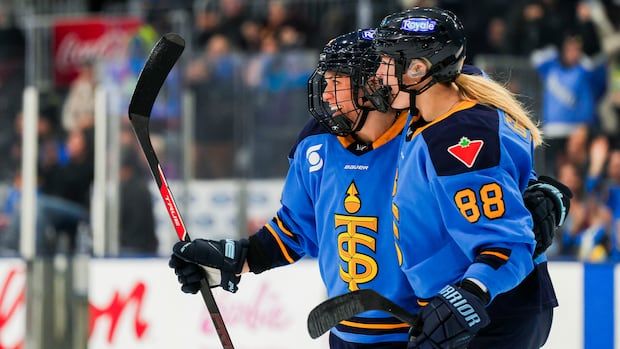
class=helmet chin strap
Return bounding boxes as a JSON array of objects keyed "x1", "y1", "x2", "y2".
[
  {"x1": 352, "y1": 109, "x2": 370, "y2": 133},
  {"x1": 409, "y1": 92, "x2": 418, "y2": 118},
  {"x1": 401, "y1": 73, "x2": 437, "y2": 117}
]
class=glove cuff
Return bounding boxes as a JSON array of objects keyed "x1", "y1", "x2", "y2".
[
  {"x1": 459, "y1": 279, "x2": 490, "y2": 305},
  {"x1": 219, "y1": 238, "x2": 249, "y2": 275},
  {"x1": 531, "y1": 176, "x2": 572, "y2": 227}
]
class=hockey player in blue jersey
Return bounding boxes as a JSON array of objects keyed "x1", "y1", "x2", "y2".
[
  {"x1": 373, "y1": 7, "x2": 561, "y2": 349},
  {"x1": 168, "y1": 27, "x2": 570, "y2": 349},
  {"x1": 173, "y1": 29, "x2": 420, "y2": 348}
]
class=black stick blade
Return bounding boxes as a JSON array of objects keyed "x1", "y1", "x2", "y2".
[
  {"x1": 308, "y1": 290, "x2": 368, "y2": 339},
  {"x1": 307, "y1": 289, "x2": 417, "y2": 339},
  {"x1": 128, "y1": 33, "x2": 185, "y2": 119}
]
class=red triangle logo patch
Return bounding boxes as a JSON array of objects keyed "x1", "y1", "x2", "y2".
[{"x1": 447, "y1": 137, "x2": 484, "y2": 168}]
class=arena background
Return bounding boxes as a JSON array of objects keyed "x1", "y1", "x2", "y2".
[{"x1": 0, "y1": 0, "x2": 618, "y2": 348}]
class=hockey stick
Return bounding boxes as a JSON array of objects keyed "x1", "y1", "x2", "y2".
[
  {"x1": 307, "y1": 289, "x2": 418, "y2": 339},
  {"x1": 128, "y1": 33, "x2": 235, "y2": 349}
]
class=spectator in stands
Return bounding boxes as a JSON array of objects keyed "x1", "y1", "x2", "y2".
[
  {"x1": 186, "y1": 34, "x2": 238, "y2": 178},
  {"x1": 0, "y1": 118, "x2": 90, "y2": 253},
  {"x1": 0, "y1": 170, "x2": 88, "y2": 256},
  {"x1": 532, "y1": 32, "x2": 601, "y2": 173},
  {"x1": 441, "y1": 0, "x2": 513, "y2": 58},
  {"x1": 0, "y1": 4, "x2": 25, "y2": 180},
  {"x1": 508, "y1": 0, "x2": 570, "y2": 55},
  {"x1": 575, "y1": 1, "x2": 603, "y2": 56},
  {"x1": 0, "y1": 4, "x2": 24, "y2": 61},
  {"x1": 61, "y1": 61, "x2": 95, "y2": 133},
  {"x1": 573, "y1": 194, "x2": 611, "y2": 261},
  {"x1": 43, "y1": 129, "x2": 94, "y2": 210},
  {"x1": 278, "y1": 25, "x2": 304, "y2": 51},
  {"x1": 586, "y1": 0, "x2": 620, "y2": 145},
  {"x1": 119, "y1": 149, "x2": 158, "y2": 255},
  {"x1": 565, "y1": 122, "x2": 591, "y2": 169},
  {"x1": 263, "y1": 0, "x2": 310, "y2": 49},
  {"x1": 556, "y1": 163, "x2": 598, "y2": 260},
  {"x1": 8, "y1": 108, "x2": 67, "y2": 181},
  {"x1": 585, "y1": 136, "x2": 620, "y2": 260},
  {"x1": 557, "y1": 137, "x2": 612, "y2": 261},
  {"x1": 240, "y1": 19, "x2": 263, "y2": 52},
  {"x1": 194, "y1": 0, "x2": 248, "y2": 49},
  {"x1": 482, "y1": 17, "x2": 511, "y2": 55},
  {"x1": 264, "y1": 0, "x2": 288, "y2": 37}
]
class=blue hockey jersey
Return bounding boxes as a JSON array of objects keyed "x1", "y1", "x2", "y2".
[
  {"x1": 392, "y1": 100, "x2": 536, "y2": 302},
  {"x1": 251, "y1": 112, "x2": 418, "y2": 344},
  {"x1": 532, "y1": 47, "x2": 597, "y2": 137}
]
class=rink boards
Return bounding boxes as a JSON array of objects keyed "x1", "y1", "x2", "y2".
[{"x1": 0, "y1": 259, "x2": 617, "y2": 349}]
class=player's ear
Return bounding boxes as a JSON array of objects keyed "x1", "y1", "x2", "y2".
[{"x1": 406, "y1": 59, "x2": 429, "y2": 82}]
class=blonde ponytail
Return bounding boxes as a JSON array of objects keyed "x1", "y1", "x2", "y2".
[{"x1": 454, "y1": 74, "x2": 543, "y2": 147}]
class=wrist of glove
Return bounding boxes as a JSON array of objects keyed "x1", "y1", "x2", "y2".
[
  {"x1": 409, "y1": 280, "x2": 490, "y2": 349},
  {"x1": 527, "y1": 176, "x2": 572, "y2": 227},
  {"x1": 524, "y1": 175, "x2": 572, "y2": 257},
  {"x1": 169, "y1": 238, "x2": 249, "y2": 293}
]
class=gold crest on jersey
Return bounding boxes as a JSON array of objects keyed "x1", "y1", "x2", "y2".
[{"x1": 336, "y1": 181, "x2": 379, "y2": 291}]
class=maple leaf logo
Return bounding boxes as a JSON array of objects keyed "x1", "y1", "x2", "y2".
[{"x1": 447, "y1": 137, "x2": 484, "y2": 168}]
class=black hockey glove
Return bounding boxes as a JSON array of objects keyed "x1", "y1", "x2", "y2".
[
  {"x1": 524, "y1": 175, "x2": 572, "y2": 257},
  {"x1": 170, "y1": 238, "x2": 249, "y2": 293},
  {"x1": 168, "y1": 255, "x2": 207, "y2": 294},
  {"x1": 408, "y1": 281, "x2": 490, "y2": 349}
]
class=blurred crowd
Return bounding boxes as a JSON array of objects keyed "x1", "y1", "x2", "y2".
[
  {"x1": 0, "y1": 0, "x2": 619, "y2": 261},
  {"x1": 0, "y1": 2, "x2": 159, "y2": 255}
]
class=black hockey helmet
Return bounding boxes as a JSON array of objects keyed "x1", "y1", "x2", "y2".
[
  {"x1": 308, "y1": 29, "x2": 390, "y2": 136},
  {"x1": 374, "y1": 7, "x2": 466, "y2": 94}
]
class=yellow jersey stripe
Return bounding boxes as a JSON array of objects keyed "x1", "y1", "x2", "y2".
[
  {"x1": 371, "y1": 110, "x2": 408, "y2": 149},
  {"x1": 412, "y1": 100, "x2": 477, "y2": 138},
  {"x1": 480, "y1": 250, "x2": 510, "y2": 261},
  {"x1": 337, "y1": 110, "x2": 408, "y2": 149},
  {"x1": 339, "y1": 320, "x2": 410, "y2": 330},
  {"x1": 275, "y1": 215, "x2": 294, "y2": 237},
  {"x1": 265, "y1": 224, "x2": 295, "y2": 264},
  {"x1": 337, "y1": 134, "x2": 356, "y2": 148},
  {"x1": 395, "y1": 242, "x2": 403, "y2": 266},
  {"x1": 391, "y1": 203, "x2": 399, "y2": 221}
]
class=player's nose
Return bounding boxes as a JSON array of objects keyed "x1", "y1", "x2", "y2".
[{"x1": 322, "y1": 88, "x2": 335, "y2": 103}]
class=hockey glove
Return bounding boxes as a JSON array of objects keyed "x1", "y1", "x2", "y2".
[
  {"x1": 524, "y1": 175, "x2": 572, "y2": 257},
  {"x1": 408, "y1": 281, "x2": 490, "y2": 349},
  {"x1": 169, "y1": 255, "x2": 207, "y2": 294},
  {"x1": 170, "y1": 239, "x2": 249, "y2": 293}
]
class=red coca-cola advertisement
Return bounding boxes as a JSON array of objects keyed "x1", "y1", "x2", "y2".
[{"x1": 53, "y1": 17, "x2": 141, "y2": 86}]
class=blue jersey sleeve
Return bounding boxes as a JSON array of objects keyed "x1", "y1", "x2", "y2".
[
  {"x1": 422, "y1": 108, "x2": 535, "y2": 300},
  {"x1": 428, "y1": 169, "x2": 535, "y2": 299},
  {"x1": 250, "y1": 131, "x2": 322, "y2": 272}
]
